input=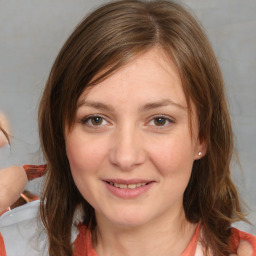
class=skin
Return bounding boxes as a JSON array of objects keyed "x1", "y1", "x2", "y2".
[
  {"x1": 0, "y1": 130, "x2": 8, "y2": 148},
  {"x1": 0, "y1": 113, "x2": 27, "y2": 213},
  {"x1": 65, "y1": 47, "x2": 206, "y2": 256},
  {"x1": 0, "y1": 166, "x2": 28, "y2": 212},
  {"x1": 0, "y1": 112, "x2": 10, "y2": 148}
]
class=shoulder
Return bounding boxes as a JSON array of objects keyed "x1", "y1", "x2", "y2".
[
  {"x1": 231, "y1": 227, "x2": 256, "y2": 256},
  {"x1": 0, "y1": 200, "x2": 48, "y2": 256}
]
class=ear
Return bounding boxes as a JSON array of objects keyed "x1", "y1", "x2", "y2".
[{"x1": 194, "y1": 137, "x2": 207, "y2": 160}]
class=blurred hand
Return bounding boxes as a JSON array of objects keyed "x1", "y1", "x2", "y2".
[
  {"x1": 0, "y1": 166, "x2": 28, "y2": 213},
  {"x1": 0, "y1": 112, "x2": 10, "y2": 148},
  {"x1": 0, "y1": 130, "x2": 8, "y2": 148}
]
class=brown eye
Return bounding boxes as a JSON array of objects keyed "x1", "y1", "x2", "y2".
[
  {"x1": 153, "y1": 117, "x2": 167, "y2": 126},
  {"x1": 90, "y1": 117, "x2": 103, "y2": 126},
  {"x1": 81, "y1": 115, "x2": 107, "y2": 127}
]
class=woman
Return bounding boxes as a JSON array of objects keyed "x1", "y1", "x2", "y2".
[{"x1": 0, "y1": 1, "x2": 255, "y2": 255}]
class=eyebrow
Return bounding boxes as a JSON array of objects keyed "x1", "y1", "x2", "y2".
[
  {"x1": 139, "y1": 99, "x2": 186, "y2": 112},
  {"x1": 77, "y1": 99, "x2": 186, "y2": 112},
  {"x1": 77, "y1": 100, "x2": 115, "y2": 112}
]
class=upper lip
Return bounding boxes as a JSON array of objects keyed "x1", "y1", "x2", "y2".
[{"x1": 103, "y1": 179, "x2": 154, "y2": 184}]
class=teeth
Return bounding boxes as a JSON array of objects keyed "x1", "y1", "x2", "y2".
[
  {"x1": 137, "y1": 183, "x2": 146, "y2": 187},
  {"x1": 119, "y1": 184, "x2": 127, "y2": 189},
  {"x1": 127, "y1": 184, "x2": 137, "y2": 189},
  {"x1": 109, "y1": 182, "x2": 148, "y2": 189}
]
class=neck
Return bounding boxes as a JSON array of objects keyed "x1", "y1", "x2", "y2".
[{"x1": 93, "y1": 208, "x2": 197, "y2": 256}]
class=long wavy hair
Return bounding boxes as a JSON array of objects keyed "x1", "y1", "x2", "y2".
[{"x1": 38, "y1": 1, "x2": 247, "y2": 255}]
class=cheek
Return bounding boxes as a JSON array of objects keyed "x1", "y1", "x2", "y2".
[
  {"x1": 151, "y1": 137, "x2": 195, "y2": 202},
  {"x1": 65, "y1": 133, "x2": 107, "y2": 177},
  {"x1": 65, "y1": 133, "x2": 108, "y2": 205},
  {"x1": 148, "y1": 133, "x2": 195, "y2": 177}
]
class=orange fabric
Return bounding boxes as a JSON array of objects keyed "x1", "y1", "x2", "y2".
[
  {"x1": 0, "y1": 233, "x2": 7, "y2": 256},
  {"x1": 231, "y1": 228, "x2": 256, "y2": 256},
  {"x1": 23, "y1": 164, "x2": 47, "y2": 181},
  {"x1": 181, "y1": 223, "x2": 201, "y2": 256},
  {"x1": 73, "y1": 224, "x2": 97, "y2": 256}
]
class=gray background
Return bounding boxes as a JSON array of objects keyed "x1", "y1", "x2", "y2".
[{"x1": 0, "y1": 0, "x2": 255, "y2": 233}]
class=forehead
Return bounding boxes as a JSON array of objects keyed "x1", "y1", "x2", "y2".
[{"x1": 78, "y1": 47, "x2": 187, "y2": 109}]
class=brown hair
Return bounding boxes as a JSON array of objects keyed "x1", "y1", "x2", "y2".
[{"x1": 38, "y1": 1, "x2": 247, "y2": 255}]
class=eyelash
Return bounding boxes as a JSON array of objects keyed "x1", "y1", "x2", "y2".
[{"x1": 80, "y1": 114, "x2": 175, "y2": 128}]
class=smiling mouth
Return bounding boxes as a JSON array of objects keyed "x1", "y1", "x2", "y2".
[{"x1": 105, "y1": 181, "x2": 151, "y2": 189}]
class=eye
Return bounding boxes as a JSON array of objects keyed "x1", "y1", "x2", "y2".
[
  {"x1": 81, "y1": 115, "x2": 108, "y2": 127},
  {"x1": 148, "y1": 115, "x2": 174, "y2": 127},
  {"x1": 153, "y1": 117, "x2": 167, "y2": 126}
]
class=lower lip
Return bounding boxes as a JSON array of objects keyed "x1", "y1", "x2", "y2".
[{"x1": 104, "y1": 182, "x2": 154, "y2": 199}]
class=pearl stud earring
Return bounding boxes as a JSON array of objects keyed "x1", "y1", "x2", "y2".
[{"x1": 198, "y1": 152, "x2": 202, "y2": 156}]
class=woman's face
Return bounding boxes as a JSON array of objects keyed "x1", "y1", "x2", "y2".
[{"x1": 65, "y1": 48, "x2": 205, "y2": 228}]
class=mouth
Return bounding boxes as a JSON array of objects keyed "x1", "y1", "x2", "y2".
[
  {"x1": 103, "y1": 179, "x2": 155, "y2": 199},
  {"x1": 105, "y1": 181, "x2": 151, "y2": 189}
]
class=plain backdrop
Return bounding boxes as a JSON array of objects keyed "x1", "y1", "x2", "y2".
[{"x1": 0, "y1": 0, "x2": 255, "y2": 233}]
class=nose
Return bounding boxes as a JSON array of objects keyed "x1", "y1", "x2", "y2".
[{"x1": 108, "y1": 125, "x2": 146, "y2": 171}]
